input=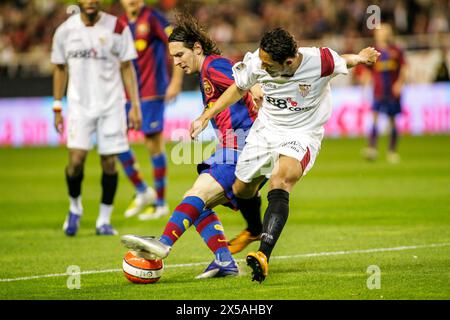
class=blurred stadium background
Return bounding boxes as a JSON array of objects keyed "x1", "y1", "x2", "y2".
[
  {"x1": 0, "y1": 0, "x2": 449, "y2": 300},
  {"x1": 0, "y1": 0, "x2": 449, "y2": 145}
]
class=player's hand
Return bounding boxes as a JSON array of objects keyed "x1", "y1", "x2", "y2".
[
  {"x1": 250, "y1": 84, "x2": 263, "y2": 112},
  {"x1": 128, "y1": 104, "x2": 142, "y2": 131},
  {"x1": 54, "y1": 112, "x2": 64, "y2": 135},
  {"x1": 189, "y1": 115, "x2": 209, "y2": 140},
  {"x1": 359, "y1": 47, "x2": 380, "y2": 66}
]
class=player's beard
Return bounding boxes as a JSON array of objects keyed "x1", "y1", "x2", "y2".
[
  {"x1": 80, "y1": 3, "x2": 100, "y2": 24},
  {"x1": 84, "y1": 10, "x2": 99, "y2": 24}
]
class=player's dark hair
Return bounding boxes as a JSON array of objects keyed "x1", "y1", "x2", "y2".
[
  {"x1": 260, "y1": 28, "x2": 298, "y2": 64},
  {"x1": 168, "y1": 12, "x2": 221, "y2": 56}
]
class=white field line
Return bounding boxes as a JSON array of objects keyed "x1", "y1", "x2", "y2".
[{"x1": 1, "y1": 242, "x2": 449, "y2": 283}]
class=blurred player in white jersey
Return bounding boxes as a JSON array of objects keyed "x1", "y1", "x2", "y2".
[
  {"x1": 51, "y1": 0, "x2": 142, "y2": 236},
  {"x1": 191, "y1": 28, "x2": 380, "y2": 282}
]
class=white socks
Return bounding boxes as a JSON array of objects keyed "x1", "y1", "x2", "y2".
[
  {"x1": 69, "y1": 198, "x2": 113, "y2": 227},
  {"x1": 96, "y1": 203, "x2": 113, "y2": 228},
  {"x1": 69, "y1": 196, "x2": 83, "y2": 216}
]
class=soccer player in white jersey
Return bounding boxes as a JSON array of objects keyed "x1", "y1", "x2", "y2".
[
  {"x1": 51, "y1": 0, "x2": 142, "y2": 236},
  {"x1": 190, "y1": 28, "x2": 380, "y2": 282}
]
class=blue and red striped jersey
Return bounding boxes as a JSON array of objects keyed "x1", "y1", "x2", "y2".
[
  {"x1": 120, "y1": 6, "x2": 171, "y2": 100},
  {"x1": 371, "y1": 45, "x2": 405, "y2": 100},
  {"x1": 200, "y1": 55, "x2": 257, "y2": 150}
]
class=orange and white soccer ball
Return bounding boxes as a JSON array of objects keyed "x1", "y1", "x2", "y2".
[{"x1": 122, "y1": 250, "x2": 164, "y2": 284}]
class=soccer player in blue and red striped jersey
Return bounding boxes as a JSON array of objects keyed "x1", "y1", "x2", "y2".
[
  {"x1": 119, "y1": 0, "x2": 184, "y2": 219},
  {"x1": 121, "y1": 13, "x2": 264, "y2": 278},
  {"x1": 363, "y1": 23, "x2": 407, "y2": 163}
]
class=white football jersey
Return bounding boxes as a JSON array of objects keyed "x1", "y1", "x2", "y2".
[
  {"x1": 51, "y1": 12, "x2": 137, "y2": 117},
  {"x1": 232, "y1": 47, "x2": 348, "y2": 141}
]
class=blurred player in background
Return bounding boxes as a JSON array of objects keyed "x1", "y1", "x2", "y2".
[
  {"x1": 122, "y1": 13, "x2": 265, "y2": 278},
  {"x1": 118, "y1": 0, "x2": 184, "y2": 220},
  {"x1": 52, "y1": 0, "x2": 142, "y2": 236},
  {"x1": 190, "y1": 28, "x2": 380, "y2": 282},
  {"x1": 362, "y1": 23, "x2": 407, "y2": 164}
]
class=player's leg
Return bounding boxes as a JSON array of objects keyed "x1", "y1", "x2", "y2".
[
  {"x1": 122, "y1": 173, "x2": 228, "y2": 258},
  {"x1": 194, "y1": 209, "x2": 239, "y2": 279},
  {"x1": 119, "y1": 101, "x2": 155, "y2": 218},
  {"x1": 142, "y1": 131, "x2": 169, "y2": 217},
  {"x1": 364, "y1": 108, "x2": 379, "y2": 161},
  {"x1": 247, "y1": 155, "x2": 304, "y2": 283},
  {"x1": 63, "y1": 148, "x2": 88, "y2": 236},
  {"x1": 387, "y1": 101, "x2": 401, "y2": 163},
  {"x1": 96, "y1": 154, "x2": 119, "y2": 235},
  {"x1": 137, "y1": 99, "x2": 169, "y2": 218},
  {"x1": 227, "y1": 125, "x2": 272, "y2": 254},
  {"x1": 63, "y1": 114, "x2": 94, "y2": 236},
  {"x1": 96, "y1": 108, "x2": 129, "y2": 235},
  {"x1": 228, "y1": 177, "x2": 266, "y2": 254}
]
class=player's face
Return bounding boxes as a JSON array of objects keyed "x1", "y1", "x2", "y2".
[
  {"x1": 169, "y1": 42, "x2": 198, "y2": 74},
  {"x1": 79, "y1": 0, "x2": 100, "y2": 16},
  {"x1": 374, "y1": 24, "x2": 393, "y2": 44},
  {"x1": 120, "y1": 0, "x2": 143, "y2": 14},
  {"x1": 259, "y1": 49, "x2": 286, "y2": 77}
]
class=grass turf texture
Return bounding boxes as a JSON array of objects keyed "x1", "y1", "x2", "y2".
[{"x1": 0, "y1": 135, "x2": 449, "y2": 300}]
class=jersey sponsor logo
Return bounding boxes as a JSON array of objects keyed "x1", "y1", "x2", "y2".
[
  {"x1": 203, "y1": 78, "x2": 214, "y2": 97},
  {"x1": 280, "y1": 140, "x2": 306, "y2": 154},
  {"x1": 265, "y1": 96, "x2": 313, "y2": 112},
  {"x1": 136, "y1": 23, "x2": 150, "y2": 37},
  {"x1": 67, "y1": 48, "x2": 106, "y2": 60},
  {"x1": 261, "y1": 82, "x2": 278, "y2": 89},
  {"x1": 135, "y1": 39, "x2": 148, "y2": 52},
  {"x1": 298, "y1": 84, "x2": 311, "y2": 97}
]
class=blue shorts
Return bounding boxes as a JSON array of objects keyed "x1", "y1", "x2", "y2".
[
  {"x1": 197, "y1": 148, "x2": 240, "y2": 210},
  {"x1": 126, "y1": 99, "x2": 165, "y2": 135},
  {"x1": 372, "y1": 99, "x2": 402, "y2": 116}
]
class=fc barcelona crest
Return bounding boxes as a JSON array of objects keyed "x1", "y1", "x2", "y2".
[
  {"x1": 137, "y1": 23, "x2": 150, "y2": 36},
  {"x1": 203, "y1": 79, "x2": 214, "y2": 97},
  {"x1": 298, "y1": 84, "x2": 311, "y2": 97}
]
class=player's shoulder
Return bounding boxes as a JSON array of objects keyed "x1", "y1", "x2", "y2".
[
  {"x1": 147, "y1": 6, "x2": 169, "y2": 24},
  {"x1": 299, "y1": 47, "x2": 321, "y2": 56},
  {"x1": 208, "y1": 55, "x2": 232, "y2": 70},
  {"x1": 390, "y1": 44, "x2": 405, "y2": 55},
  {"x1": 53, "y1": 14, "x2": 81, "y2": 40},
  {"x1": 233, "y1": 49, "x2": 263, "y2": 74},
  {"x1": 55, "y1": 13, "x2": 79, "y2": 33},
  {"x1": 99, "y1": 11, "x2": 128, "y2": 34}
]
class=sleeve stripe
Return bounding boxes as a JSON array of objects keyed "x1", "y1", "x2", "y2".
[
  {"x1": 114, "y1": 18, "x2": 126, "y2": 34},
  {"x1": 320, "y1": 47, "x2": 335, "y2": 77}
]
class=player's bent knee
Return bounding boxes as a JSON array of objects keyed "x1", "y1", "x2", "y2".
[
  {"x1": 232, "y1": 183, "x2": 256, "y2": 199},
  {"x1": 101, "y1": 156, "x2": 116, "y2": 174},
  {"x1": 270, "y1": 174, "x2": 301, "y2": 192}
]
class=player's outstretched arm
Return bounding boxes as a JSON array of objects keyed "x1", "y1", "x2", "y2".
[
  {"x1": 52, "y1": 64, "x2": 67, "y2": 135},
  {"x1": 190, "y1": 83, "x2": 246, "y2": 139},
  {"x1": 341, "y1": 47, "x2": 380, "y2": 69},
  {"x1": 121, "y1": 60, "x2": 142, "y2": 131}
]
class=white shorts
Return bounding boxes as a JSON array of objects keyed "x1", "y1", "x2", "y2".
[
  {"x1": 235, "y1": 119, "x2": 321, "y2": 183},
  {"x1": 67, "y1": 108, "x2": 129, "y2": 155}
]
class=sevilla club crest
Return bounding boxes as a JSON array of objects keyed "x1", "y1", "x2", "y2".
[{"x1": 298, "y1": 84, "x2": 311, "y2": 97}]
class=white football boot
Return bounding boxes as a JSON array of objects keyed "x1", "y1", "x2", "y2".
[
  {"x1": 138, "y1": 204, "x2": 170, "y2": 221},
  {"x1": 121, "y1": 235, "x2": 171, "y2": 259},
  {"x1": 124, "y1": 187, "x2": 156, "y2": 218}
]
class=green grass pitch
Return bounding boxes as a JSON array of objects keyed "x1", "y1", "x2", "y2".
[{"x1": 0, "y1": 135, "x2": 449, "y2": 300}]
